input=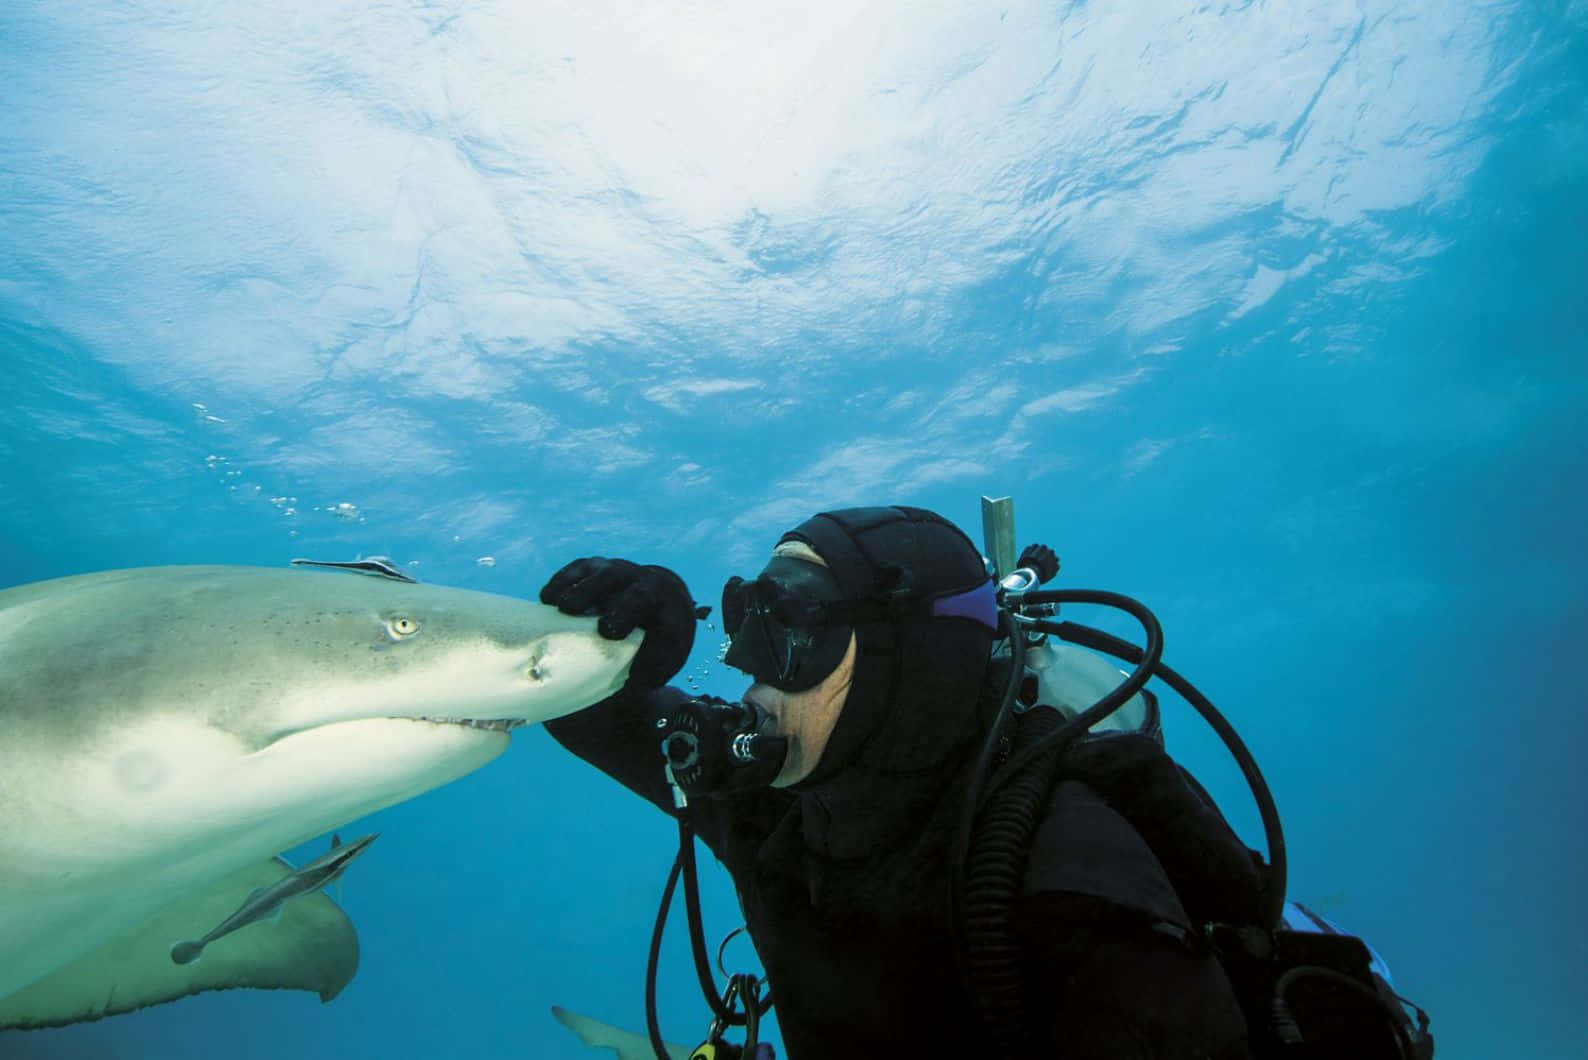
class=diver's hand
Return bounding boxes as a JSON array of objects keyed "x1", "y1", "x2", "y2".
[{"x1": 539, "y1": 557, "x2": 696, "y2": 691}]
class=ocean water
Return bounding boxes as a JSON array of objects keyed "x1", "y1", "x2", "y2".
[{"x1": 1, "y1": 2, "x2": 1584, "y2": 1058}]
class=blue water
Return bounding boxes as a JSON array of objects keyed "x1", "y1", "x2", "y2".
[{"x1": 2, "y1": 2, "x2": 1584, "y2": 1058}]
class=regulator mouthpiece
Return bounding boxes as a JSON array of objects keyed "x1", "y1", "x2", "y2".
[{"x1": 651, "y1": 696, "x2": 788, "y2": 799}]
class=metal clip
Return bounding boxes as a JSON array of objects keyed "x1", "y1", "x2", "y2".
[
  {"x1": 700, "y1": 977, "x2": 742, "y2": 1046},
  {"x1": 664, "y1": 762, "x2": 689, "y2": 811},
  {"x1": 999, "y1": 566, "x2": 1039, "y2": 606}
]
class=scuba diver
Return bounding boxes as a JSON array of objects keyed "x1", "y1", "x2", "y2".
[{"x1": 540, "y1": 504, "x2": 1433, "y2": 1060}]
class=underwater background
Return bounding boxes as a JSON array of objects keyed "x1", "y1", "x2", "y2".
[{"x1": 1, "y1": 1, "x2": 1583, "y2": 1058}]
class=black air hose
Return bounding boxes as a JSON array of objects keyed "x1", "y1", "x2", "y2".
[{"x1": 962, "y1": 707, "x2": 1068, "y2": 1057}]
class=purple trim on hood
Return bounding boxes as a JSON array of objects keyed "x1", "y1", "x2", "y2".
[{"x1": 930, "y1": 581, "x2": 999, "y2": 631}]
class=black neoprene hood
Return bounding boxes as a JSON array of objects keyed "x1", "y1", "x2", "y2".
[
  {"x1": 777, "y1": 506, "x2": 998, "y2": 785},
  {"x1": 780, "y1": 506, "x2": 990, "y2": 608}
]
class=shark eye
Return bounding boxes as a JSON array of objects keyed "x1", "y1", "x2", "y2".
[{"x1": 385, "y1": 615, "x2": 421, "y2": 640}]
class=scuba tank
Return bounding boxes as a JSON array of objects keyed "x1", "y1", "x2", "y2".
[
  {"x1": 958, "y1": 495, "x2": 1433, "y2": 1059},
  {"x1": 1000, "y1": 637, "x2": 1160, "y2": 738}
]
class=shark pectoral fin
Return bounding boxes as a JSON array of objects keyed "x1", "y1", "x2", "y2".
[
  {"x1": 0, "y1": 857, "x2": 359, "y2": 1031},
  {"x1": 550, "y1": 1005, "x2": 693, "y2": 1060}
]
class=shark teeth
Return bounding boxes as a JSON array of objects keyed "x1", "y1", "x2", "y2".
[{"x1": 412, "y1": 716, "x2": 527, "y2": 732}]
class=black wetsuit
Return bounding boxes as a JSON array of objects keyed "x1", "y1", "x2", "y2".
[{"x1": 547, "y1": 684, "x2": 1252, "y2": 1060}]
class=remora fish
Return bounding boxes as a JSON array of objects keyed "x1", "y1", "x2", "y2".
[
  {"x1": 290, "y1": 556, "x2": 417, "y2": 583},
  {"x1": 0, "y1": 565, "x2": 637, "y2": 1029},
  {"x1": 170, "y1": 833, "x2": 379, "y2": 965}
]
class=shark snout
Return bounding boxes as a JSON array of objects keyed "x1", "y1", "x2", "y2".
[{"x1": 513, "y1": 629, "x2": 638, "y2": 722}]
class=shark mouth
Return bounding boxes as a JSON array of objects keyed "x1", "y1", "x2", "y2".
[{"x1": 412, "y1": 716, "x2": 529, "y2": 732}]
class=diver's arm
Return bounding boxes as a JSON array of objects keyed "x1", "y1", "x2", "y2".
[
  {"x1": 543, "y1": 685, "x2": 690, "y2": 817},
  {"x1": 537, "y1": 557, "x2": 793, "y2": 855},
  {"x1": 545, "y1": 685, "x2": 797, "y2": 865}
]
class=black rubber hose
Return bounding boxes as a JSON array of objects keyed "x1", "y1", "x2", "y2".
[
  {"x1": 949, "y1": 609, "x2": 1026, "y2": 984},
  {"x1": 961, "y1": 707, "x2": 1069, "y2": 1057},
  {"x1": 645, "y1": 851, "x2": 684, "y2": 1060},
  {"x1": 1037, "y1": 619, "x2": 1288, "y2": 933},
  {"x1": 679, "y1": 820, "x2": 739, "y2": 1025},
  {"x1": 740, "y1": 975, "x2": 762, "y2": 1051},
  {"x1": 645, "y1": 819, "x2": 749, "y2": 1060},
  {"x1": 975, "y1": 589, "x2": 1164, "y2": 811}
]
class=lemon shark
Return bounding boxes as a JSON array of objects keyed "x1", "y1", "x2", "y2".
[{"x1": 0, "y1": 564, "x2": 637, "y2": 1029}]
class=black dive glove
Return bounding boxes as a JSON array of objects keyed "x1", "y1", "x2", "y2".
[{"x1": 539, "y1": 557, "x2": 697, "y2": 691}]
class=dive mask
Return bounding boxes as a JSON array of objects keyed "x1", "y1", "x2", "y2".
[{"x1": 721, "y1": 556, "x2": 852, "y2": 692}]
